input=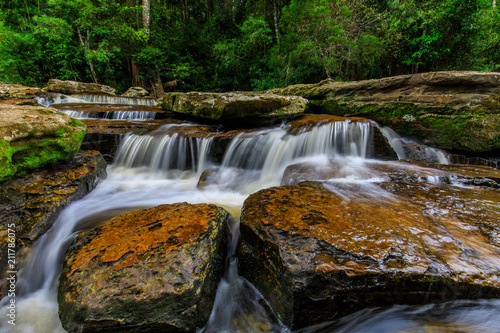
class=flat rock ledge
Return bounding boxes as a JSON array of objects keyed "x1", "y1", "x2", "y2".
[
  {"x1": 58, "y1": 203, "x2": 230, "y2": 333},
  {"x1": 158, "y1": 91, "x2": 307, "y2": 124},
  {"x1": 271, "y1": 71, "x2": 500, "y2": 152},
  {"x1": 238, "y1": 181, "x2": 500, "y2": 329},
  {"x1": 47, "y1": 79, "x2": 117, "y2": 95},
  {"x1": 0, "y1": 150, "x2": 107, "y2": 298},
  {"x1": 0, "y1": 104, "x2": 87, "y2": 181}
]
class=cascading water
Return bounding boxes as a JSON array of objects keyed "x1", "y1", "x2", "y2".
[
  {"x1": 2, "y1": 113, "x2": 499, "y2": 333},
  {"x1": 380, "y1": 127, "x2": 450, "y2": 164},
  {"x1": 59, "y1": 110, "x2": 156, "y2": 120},
  {"x1": 36, "y1": 93, "x2": 157, "y2": 107}
]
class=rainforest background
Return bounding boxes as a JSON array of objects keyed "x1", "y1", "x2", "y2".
[{"x1": 0, "y1": 0, "x2": 498, "y2": 93}]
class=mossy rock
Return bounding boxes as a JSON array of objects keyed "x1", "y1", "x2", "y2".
[
  {"x1": 0, "y1": 105, "x2": 87, "y2": 182},
  {"x1": 271, "y1": 71, "x2": 500, "y2": 152}
]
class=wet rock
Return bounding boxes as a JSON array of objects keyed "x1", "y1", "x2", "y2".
[
  {"x1": 0, "y1": 104, "x2": 87, "y2": 181},
  {"x1": 281, "y1": 159, "x2": 500, "y2": 189},
  {"x1": 58, "y1": 203, "x2": 230, "y2": 333},
  {"x1": 197, "y1": 168, "x2": 219, "y2": 189},
  {"x1": 47, "y1": 79, "x2": 117, "y2": 95},
  {"x1": 0, "y1": 150, "x2": 107, "y2": 297},
  {"x1": 122, "y1": 86, "x2": 149, "y2": 97},
  {"x1": 238, "y1": 181, "x2": 500, "y2": 329},
  {"x1": 158, "y1": 91, "x2": 307, "y2": 125},
  {"x1": 0, "y1": 83, "x2": 45, "y2": 105},
  {"x1": 271, "y1": 71, "x2": 500, "y2": 152}
]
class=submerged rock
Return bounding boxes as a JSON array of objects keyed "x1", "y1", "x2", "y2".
[
  {"x1": 238, "y1": 181, "x2": 500, "y2": 329},
  {"x1": 281, "y1": 159, "x2": 500, "y2": 188},
  {"x1": 47, "y1": 79, "x2": 117, "y2": 95},
  {"x1": 58, "y1": 203, "x2": 230, "y2": 333},
  {"x1": 158, "y1": 91, "x2": 307, "y2": 124},
  {"x1": 0, "y1": 104, "x2": 87, "y2": 181},
  {"x1": 0, "y1": 150, "x2": 107, "y2": 298},
  {"x1": 271, "y1": 71, "x2": 500, "y2": 152}
]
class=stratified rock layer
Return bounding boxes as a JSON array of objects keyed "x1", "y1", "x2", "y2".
[
  {"x1": 271, "y1": 71, "x2": 500, "y2": 152},
  {"x1": 0, "y1": 104, "x2": 87, "y2": 181},
  {"x1": 47, "y1": 79, "x2": 117, "y2": 95},
  {"x1": 239, "y1": 180, "x2": 500, "y2": 329},
  {"x1": 0, "y1": 150, "x2": 107, "y2": 297},
  {"x1": 158, "y1": 91, "x2": 307, "y2": 124},
  {"x1": 58, "y1": 203, "x2": 230, "y2": 333}
]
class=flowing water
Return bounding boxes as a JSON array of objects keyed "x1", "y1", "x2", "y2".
[{"x1": 2, "y1": 97, "x2": 500, "y2": 332}]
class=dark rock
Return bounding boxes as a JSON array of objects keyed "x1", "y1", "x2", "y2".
[
  {"x1": 0, "y1": 150, "x2": 107, "y2": 298},
  {"x1": 58, "y1": 203, "x2": 230, "y2": 333},
  {"x1": 238, "y1": 181, "x2": 500, "y2": 329}
]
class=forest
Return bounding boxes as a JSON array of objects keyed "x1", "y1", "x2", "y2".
[{"x1": 0, "y1": 0, "x2": 498, "y2": 93}]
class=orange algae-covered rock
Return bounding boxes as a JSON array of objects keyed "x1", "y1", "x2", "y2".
[
  {"x1": 238, "y1": 181, "x2": 500, "y2": 329},
  {"x1": 58, "y1": 203, "x2": 230, "y2": 333}
]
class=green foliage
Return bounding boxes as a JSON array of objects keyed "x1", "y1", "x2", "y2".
[
  {"x1": 272, "y1": 0, "x2": 383, "y2": 85},
  {"x1": 0, "y1": 0, "x2": 499, "y2": 90}
]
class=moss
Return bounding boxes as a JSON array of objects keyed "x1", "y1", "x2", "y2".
[
  {"x1": 0, "y1": 123, "x2": 86, "y2": 182},
  {"x1": 36, "y1": 109, "x2": 54, "y2": 115}
]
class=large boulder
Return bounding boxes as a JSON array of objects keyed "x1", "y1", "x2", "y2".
[
  {"x1": 271, "y1": 71, "x2": 500, "y2": 152},
  {"x1": 0, "y1": 150, "x2": 107, "y2": 298},
  {"x1": 238, "y1": 180, "x2": 500, "y2": 329},
  {"x1": 122, "y1": 86, "x2": 149, "y2": 97},
  {"x1": 158, "y1": 92, "x2": 307, "y2": 125},
  {"x1": 47, "y1": 79, "x2": 116, "y2": 95},
  {"x1": 58, "y1": 203, "x2": 230, "y2": 333},
  {"x1": 0, "y1": 104, "x2": 87, "y2": 181}
]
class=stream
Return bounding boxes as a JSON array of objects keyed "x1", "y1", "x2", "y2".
[{"x1": 1, "y1": 95, "x2": 499, "y2": 332}]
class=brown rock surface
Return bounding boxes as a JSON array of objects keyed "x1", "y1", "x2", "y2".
[
  {"x1": 58, "y1": 203, "x2": 230, "y2": 333},
  {"x1": 238, "y1": 180, "x2": 500, "y2": 329},
  {"x1": 47, "y1": 79, "x2": 117, "y2": 95},
  {"x1": 0, "y1": 150, "x2": 107, "y2": 297}
]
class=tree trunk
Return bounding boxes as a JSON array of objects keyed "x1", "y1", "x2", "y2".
[
  {"x1": 131, "y1": 58, "x2": 143, "y2": 87},
  {"x1": 150, "y1": 73, "x2": 165, "y2": 99},
  {"x1": 273, "y1": 0, "x2": 280, "y2": 45},
  {"x1": 142, "y1": 0, "x2": 151, "y2": 34},
  {"x1": 494, "y1": 0, "x2": 496, "y2": 7},
  {"x1": 77, "y1": 27, "x2": 98, "y2": 84}
]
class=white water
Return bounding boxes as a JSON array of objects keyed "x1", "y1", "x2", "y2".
[
  {"x1": 36, "y1": 93, "x2": 157, "y2": 107},
  {"x1": 2, "y1": 117, "x2": 499, "y2": 332},
  {"x1": 60, "y1": 110, "x2": 156, "y2": 120},
  {"x1": 380, "y1": 126, "x2": 450, "y2": 164}
]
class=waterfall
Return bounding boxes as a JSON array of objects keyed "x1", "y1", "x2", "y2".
[
  {"x1": 221, "y1": 120, "x2": 371, "y2": 186},
  {"x1": 380, "y1": 127, "x2": 450, "y2": 164},
  {"x1": 112, "y1": 120, "x2": 373, "y2": 189},
  {"x1": 113, "y1": 124, "x2": 215, "y2": 175},
  {"x1": 4, "y1": 113, "x2": 495, "y2": 333},
  {"x1": 36, "y1": 93, "x2": 157, "y2": 106},
  {"x1": 60, "y1": 110, "x2": 156, "y2": 120}
]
